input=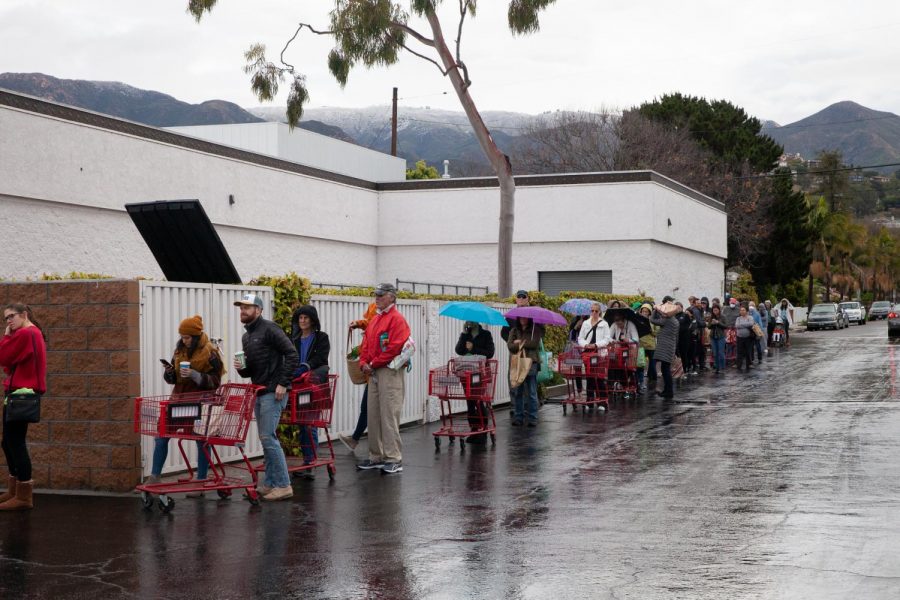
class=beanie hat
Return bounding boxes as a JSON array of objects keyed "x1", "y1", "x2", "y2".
[{"x1": 179, "y1": 314, "x2": 204, "y2": 336}]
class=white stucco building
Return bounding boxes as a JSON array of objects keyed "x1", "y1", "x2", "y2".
[{"x1": 0, "y1": 90, "x2": 727, "y2": 300}]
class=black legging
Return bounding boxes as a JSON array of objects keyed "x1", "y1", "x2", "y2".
[
  {"x1": 737, "y1": 336, "x2": 754, "y2": 370},
  {"x1": 1, "y1": 407, "x2": 31, "y2": 481}
]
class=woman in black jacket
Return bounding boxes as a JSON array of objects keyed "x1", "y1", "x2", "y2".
[
  {"x1": 290, "y1": 305, "x2": 331, "y2": 473},
  {"x1": 455, "y1": 321, "x2": 495, "y2": 444}
]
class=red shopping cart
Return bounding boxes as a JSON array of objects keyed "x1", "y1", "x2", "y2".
[
  {"x1": 258, "y1": 373, "x2": 339, "y2": 480},
  {"x1": 428, "y1": 358, "x2": 498, "y2": 451},
  {"x1": 557, "y1": 347, "x2": 609, "y2": 415},
  {"x1": 725, "y1": 327, "x2": 738, "y2": 363},
  {"x1": 133, "y1": 383, "x2": 263, "y2": 512},
  {"x1": 607, "y1": 342, "x2": 638, "y2": 400}
]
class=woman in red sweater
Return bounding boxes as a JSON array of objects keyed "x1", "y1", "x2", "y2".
[{"x1": 0, "y1": 303, "x2": 47, "y2": 510}]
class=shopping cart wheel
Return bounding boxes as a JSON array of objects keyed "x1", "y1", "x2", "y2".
[
  {"x1": 158, "y1": 495, "x2": 175, "y2": 513},
  {"x1": 434, "y1": 437, "x2": 441, "y2": 451},
  {"x1": 490, "y1": 433, "x2": 496, "y2": 445},
  {"x1": 563, "y1": 404, "x2": 567, "y2": 415},
  {"x1": 327, "y1": 465, "x2": 336, "y2": 480},
  {"x1": 459, "y1": 438, "x2": 466, "y2": 452},
  {"x1": 140, "y1": 492, "x2": 154, "y2": 511},
  {"x1": 245, "y1": 489, "x2": 260, "y2": 506},
  {"x1": 449, "y1": 436, "x2": 455, "y2": 445},
  {"x1": 217, "y1": 489, "x2": 232, "y2": 500}
]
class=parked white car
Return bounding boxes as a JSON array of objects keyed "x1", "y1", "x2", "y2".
[{"x1": 838, "y1": 301, "x2": 866, "y2": 325}]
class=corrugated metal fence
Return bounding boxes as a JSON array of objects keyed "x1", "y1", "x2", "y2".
[
  {"x1": 140, "y1": 285, "x2": 513, "y2": 475},
  {"x1": 139, "y1": 281, "x2": 273, "y2": 476}
]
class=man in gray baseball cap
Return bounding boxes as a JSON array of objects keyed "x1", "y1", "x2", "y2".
[
  {"x1": 233, "y1": 292, "x2": 298, "y2": 501},
  {"x1": 233, "y1": 293, "x2": 265, "y2": 309}
]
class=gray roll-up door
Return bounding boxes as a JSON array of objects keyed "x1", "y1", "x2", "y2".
[{"x1": 538, "y1": 271, "x2": 613, "y2": 296}]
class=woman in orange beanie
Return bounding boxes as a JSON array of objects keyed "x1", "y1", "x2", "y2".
[{"x1": 146, "y1": 315, "x2": 224, "y2": 497}]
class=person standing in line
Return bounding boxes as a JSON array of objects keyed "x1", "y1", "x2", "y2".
[
  {"x1": 568, "y1": 314, "x2": 587, "y2": 397},
  {"x1": 454, "y1": 321, "x2": 495, "y2": 444},
  {"x1": 0, "y1": 304, "x2": 46, "y2": 511},
  {"x1": 151, "y1": 315, "x2": 225, "y2": 497},
  {"x1": 721, "y1": 297, "x2": 741, "y2": 328},
  {"x1": 578, "y1": 302, "x2": 611, "y2": 410},
  {"x1": 734, "y1": 305, "x2": 756, "y2": 372},
  {"x1": 764, "y1": 300, "x2": 776, "y2": 346},
  {"x1": 749, "y1": 303, "x2": 765, "y2": 363},
  {"x1": 234, "y1": 293, "x2": 299, "y2": 501},
  {"x1": 339, "y1": 301, "x2": 377, "y2": 453},
  {"x1": 508, "y1": 316, "x2": 544, "y2": 426},
  {"x1": 694, "y1": 297, "x2": 709, "y2": 372},
  {"x1": 774, "y1": 298, "x2": 794, "y2": 346},
  {"x1": 675, "y1": 302, "x2": 694, "y2": 376},
  {"x1": 708, "y1": 305, "x2": 727, "y2": 374},
  {"x1": 290, "y1": 305, "x2": 330, "y2": 478},
  {"x1": 650, "y1": 298, "x2": 679, "y2": 400},
  {"x1": 757, "y1": 300, "x2": 769, "y2": 356},
  {"x1": 356, "y1": 284, "x2": 411, "y2": 475},
  {"x1": 502, "y1": 290, "x2": 532, "y2": 416},
  {"x1": 638, "y1": 304, "x2": 658, "y2": 390}
]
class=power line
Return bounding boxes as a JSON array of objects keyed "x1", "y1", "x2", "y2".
[{"x1": 737, "y1": 162, "x2": 900, "y2": 180}]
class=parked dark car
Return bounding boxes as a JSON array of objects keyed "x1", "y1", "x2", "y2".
[
  {"x1": 889, "y1": 305, "x2": 900, "y2": 338},
  {"x1": 869, "y1": 301, "x2": 892, "y2": 320},
  {"x1": 807, "y1": 303, "x2": 848, "y2": 331}
]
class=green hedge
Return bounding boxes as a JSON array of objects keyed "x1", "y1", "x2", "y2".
[{"x1": 250, "y1": 272, "x2": 649, "y2": 356}]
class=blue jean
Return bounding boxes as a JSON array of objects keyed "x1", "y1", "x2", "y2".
[
  {"x1": 256, "y1": 392, "x2": 290, "y2": 488},
  {"x1": 710, "y1": 337, "x2": 726, "y2": 371},
  {"x1": 513, "y1": 364, "x2": 539, "y2": 423},
  {"x1": 299, "y1": 426, "x2": 319, "y2": 464},
  {"x1": 351, "y1": 385, "x2": 368, "y2": 441},
  {"x1": 152, "y1": 437, "x2": 208, "y2": 479}
]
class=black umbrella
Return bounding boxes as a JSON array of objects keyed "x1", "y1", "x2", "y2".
[{"x1": 603, "y1": 307, "x2": 652, "y2": 338}]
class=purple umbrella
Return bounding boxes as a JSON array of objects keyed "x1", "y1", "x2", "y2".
[{"x1": 505, "y1": 306, "x2": 568, "y2": 327}]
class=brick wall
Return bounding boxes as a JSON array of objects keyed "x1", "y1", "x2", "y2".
[{"x1": 0, "y1": 280, "x2": 141, "y2": 492}]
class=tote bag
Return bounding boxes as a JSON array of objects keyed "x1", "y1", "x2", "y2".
[
  {"x1": 509, "y1": 349, "x2": 533, "y2": 388},
  {"x1": 346, "y1": 329, "x2": 367, "y2": 385},
  {"x1": 536, "y1": 339, "x2": 553, "y2": 384}
]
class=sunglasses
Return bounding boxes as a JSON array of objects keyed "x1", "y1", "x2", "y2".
[
  {"x1": 590, "y1": 309, "x2": 599, "y2": 313},
  {"x1": 4, "y1": 313, "x2": 20, "y2": 322}
]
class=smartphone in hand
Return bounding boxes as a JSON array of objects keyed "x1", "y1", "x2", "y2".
[{"x1": 159, "y1": 359, "x2": 173, "y2": 369}]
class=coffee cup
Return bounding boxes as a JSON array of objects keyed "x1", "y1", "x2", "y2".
[
  {"x1": 234, "y1": 351, "x2": 246, "y2": 369},
  {"x1": 179, "y1": 361, "x2": 191, "y2": 376}
]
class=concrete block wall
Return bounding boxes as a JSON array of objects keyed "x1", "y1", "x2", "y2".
[{"x1": 0, "y1": 280, "x2": 141, "y2": 492}]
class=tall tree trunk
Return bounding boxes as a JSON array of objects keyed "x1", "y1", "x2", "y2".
[
  {"x1": 425, "y1": 11, "x2": 515, "y2": 297},
  {"x1": 807, "y1": 270, "x2": 814, "y2": 312}
]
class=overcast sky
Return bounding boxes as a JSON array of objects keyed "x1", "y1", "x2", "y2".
[{"x1": 2, "y1": 1, "x2": 899, "y2": 124}]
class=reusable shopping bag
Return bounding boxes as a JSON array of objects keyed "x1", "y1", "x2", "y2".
[
  {"x1": 346, "y1": 329, "x2": 367, "y2": 384},
  {"x1": 536, "y1": 339, "x2": 553, "y2": 384},
  {"x1": 509, "y1": 349, "x2": 533, "y2": 388}
]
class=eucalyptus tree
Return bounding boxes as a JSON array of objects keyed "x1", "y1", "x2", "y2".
[{"x1": 187, "y1": 0, "x2": 558, "y2": 297}]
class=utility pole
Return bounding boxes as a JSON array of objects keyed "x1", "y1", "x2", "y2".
[{"x1": 391, "y1": 87, "x2": 398, "y2": 157}]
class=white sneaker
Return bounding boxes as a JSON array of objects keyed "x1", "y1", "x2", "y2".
[{"x1": 263, "y1": 486, "x2": 294, "y2": 501}]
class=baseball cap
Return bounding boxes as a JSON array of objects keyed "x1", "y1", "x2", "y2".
[
  {"x1": 234, "y1": 293, "x2": 264, "y2": 309},
  {"x1": 374, "y1": 283, "x2": 398, "y2": 296},
  {"x1": 729, "y1": 298, "x2": 738, "y2": 306},
  {"x1": 515, "y1": 290, "x2": 529, "y2": 298}
]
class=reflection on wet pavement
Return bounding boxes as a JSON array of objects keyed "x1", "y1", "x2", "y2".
[{"x1": 2, "y1": 324, "x2": 900, "y2": 598}]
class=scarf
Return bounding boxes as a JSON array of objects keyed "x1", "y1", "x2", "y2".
[{"x1": 172, "y1": 333, "x2": 224, "y2": 384}]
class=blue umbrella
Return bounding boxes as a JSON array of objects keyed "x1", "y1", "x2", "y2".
[
  {"x1": 559, "y1": 298, "x2": 602, "y2": 316},
  {"x1": 439, "y1": 301, "x2": 509, "y2": 326}
]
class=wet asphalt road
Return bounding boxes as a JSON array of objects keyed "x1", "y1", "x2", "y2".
[{"x1": 2, "y1": 322, "x2": 900, "y2": 599}]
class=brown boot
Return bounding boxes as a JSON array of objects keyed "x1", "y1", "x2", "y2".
[
  {"x1": 0, "y1": 479, "x2": 33, "y2": 511},
  {"x1": 0, "y1": 475, "x2": 16, "y2": 504}
]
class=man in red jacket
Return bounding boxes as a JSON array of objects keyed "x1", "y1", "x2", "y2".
[{"x1": 356, "y1": 283, "x2": 410, "y2": 475}]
